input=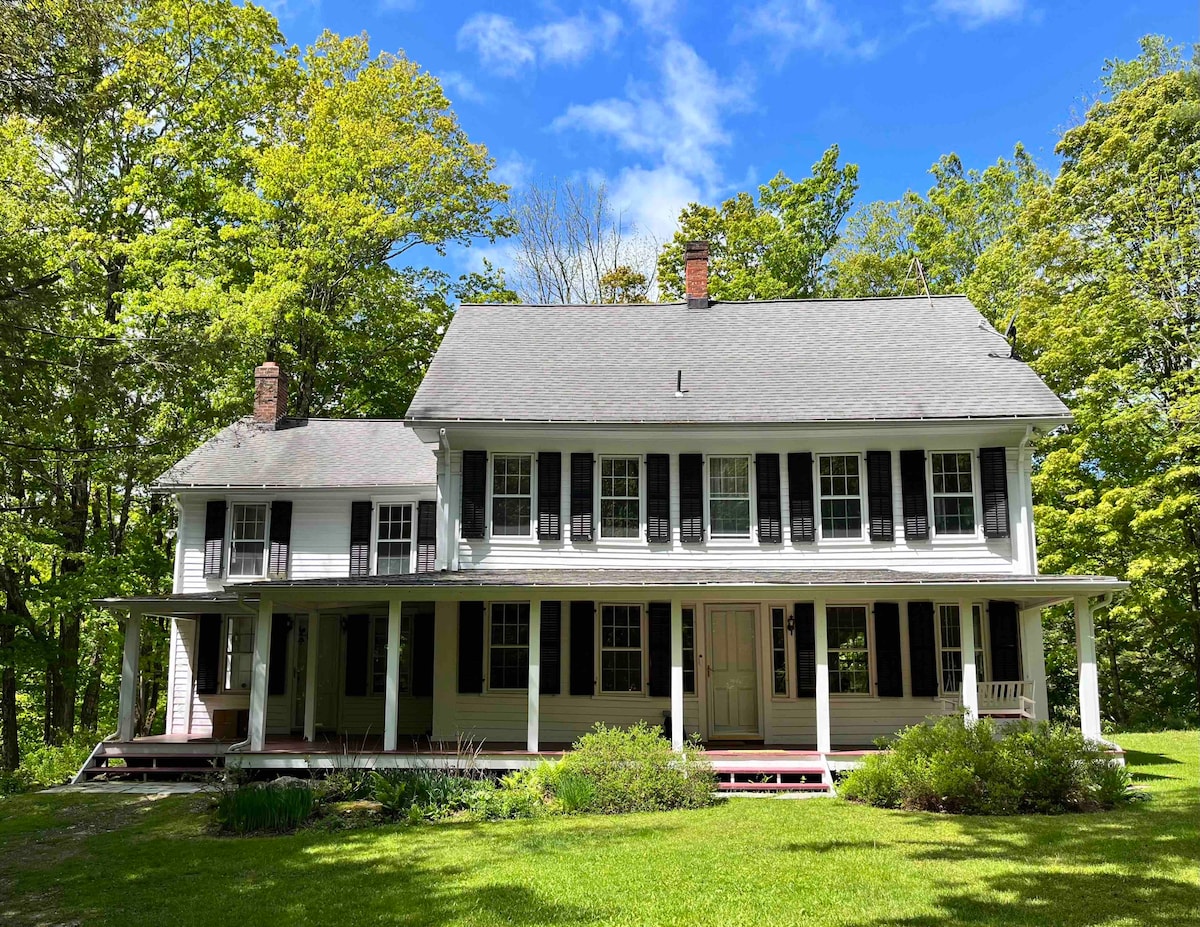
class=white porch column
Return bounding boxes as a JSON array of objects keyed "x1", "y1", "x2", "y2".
[
  {"x1": 303, "y1": 611, "x2": 320, "y2": 742},
  {"x1": 527, "y1": 599, "x2": 541, "y2": 753},
  {"x1": 670, "y1": 599, "x2": 684, "y2": 751},
  {"x1": 814, "y1": 597, "x2": 831, "y2": 754},
  {"x1": 960, "y1": 600, "x2": 979, "y2": 721},
  {"x1": 117, "y1": 610, "x2": 142, "y2": 742},
  {"x1": 384, "y1": 599, "x2": 404, "y2": 752},
  {"x1": 1020, "y1": 607, "x2": 1049, "y2": 721},
  {"x1": 248, "y1": 597, "x2": 273, "y2": 752},
  {"x1": 1075, "y1": 595, "x2": 1102, "y2": 740}
]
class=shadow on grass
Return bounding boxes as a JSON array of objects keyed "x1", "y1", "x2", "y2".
[{"x1": 1122, "y1": 748, "x2": 1182, "y2": 767}]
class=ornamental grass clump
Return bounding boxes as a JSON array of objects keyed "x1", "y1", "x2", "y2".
[
  {"x1": 215, "y1": 784, "x2": 316, "y2": 834},
  {"x1": 840, "y1": 715, "x2": 1132, "y2": 815}
]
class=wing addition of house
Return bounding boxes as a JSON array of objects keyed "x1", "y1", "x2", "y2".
[{"x1": 90, "y1": 243, "x2": 1126, "y2": 786}]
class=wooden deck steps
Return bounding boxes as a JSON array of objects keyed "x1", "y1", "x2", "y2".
[
  {"x1": 710, "y1": 759, "x2": 834, "y2": 795},
  {"x1": 76, "y1": 741, "x2": 226, "y2": 782}
]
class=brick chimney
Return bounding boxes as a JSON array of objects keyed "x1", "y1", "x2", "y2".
[
  {"x1": 253, "y1": 361, "x2": 288, "y2": 426},
  {"x1": 684, "y1": 240, "x2": 710, "y2": 309}
]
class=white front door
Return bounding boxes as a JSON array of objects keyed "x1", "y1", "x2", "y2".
[{"x1": 706, "y1": 606, "x2": 761, "y2": 738}]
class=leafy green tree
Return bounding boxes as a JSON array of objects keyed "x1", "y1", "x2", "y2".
[{"x1": 657, "y1": 145, "x2": 858, "y2": 300}]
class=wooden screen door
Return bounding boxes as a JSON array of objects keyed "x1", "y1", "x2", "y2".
[{"x1": 706, "y1": 606, "x2": 761, "y2": 738}]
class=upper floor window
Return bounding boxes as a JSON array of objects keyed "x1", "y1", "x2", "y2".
[
  {"x1": 224, "y1": 615, "x2": 254, "y2": 690},
  {"x1": 600, "y1": 456, "x2": 640, "y2": 538},
  {"x1": 937, "y1": 604, "x2": 986, "y2": 694},
  {"x1": 931, "y1": 452, "x2": 976, "y2": 535},
  {"x1": 492, "y1": 454, "x2": 532, "y2": 536},
  {"x1": 229, "y1": 503, "x2": 268, "y2": 577},
  {"x1": 601, "y1": 604, "x2": 643, "y2": 692},
  {"x1": 819, "y1": 455, "x2": 862, "y2": 538},
  {"x1": 376, "y1": 503, "x2": 413, "y2": 575},
  {"x1": 489, "y1": 602, "x2": 529, "y2": 689},
  {"x1": 709, "y1": 456, "x2": 750, "y2": 537},
  {"x1": 827, "y1": 605, "x2": 870, "y2": 694}
]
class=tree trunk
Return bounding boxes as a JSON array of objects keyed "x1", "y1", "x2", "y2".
[
  {"x1": 0, "y1": 617, "x2": 17, "y2": 771},
  {"x1": 78, "y1": 630, "x2": 105, "y2": 732}
]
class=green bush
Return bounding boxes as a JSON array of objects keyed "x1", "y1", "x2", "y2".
[
  {"x1": 840, "y1": 715, "x2": 1131, "y2": 815},
  {"x1": 556, "y1": 722, "x2": 716, "y2": 814},
  {"x1": 215, "y1": 785, "x2": 315, "y2": 834},
  {"x1": 368, "y1": 768, "x2": 485, "y2": 819},
  {"x1": 0, "y1": 734, "x2": 98, "y2": 794},
  {"x1": 549, "y1": 770, "x2": 596, "y2": 814}
]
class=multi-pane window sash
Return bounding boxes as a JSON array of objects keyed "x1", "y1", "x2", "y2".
[
  {"x1": 681, "y1": 608, "x2": 696, "y2": 695},
  {"x1": 224, "y1": 616, "x2": 254, "y2": 691},
  {"x1": 489, "y1": 603, "x2": 530, "y2": 689},
  {"x1": 376, "y1": 504, "x2": 413, "y2": 575},
  {"x1": 371, "y1": 613, "x2": 414, "y2": 696},
  {"x1": 229, "y1": 503, "x2": 268, "y2": 577},
  {"x1": 931, "y1": 452, "x2": 976, "y2": 535},
  {"x1": 492, "y1": 455, "x2": 532, "y2": 536},
  {"x1": 600, "y1": 456, "x2": 640, "y2": 538},
  {"x1": 819, "y1": 456, "x2": 863, "y2": 538},
  {"x1": 827, "y1": 606, "x2": 870, "y2": 694},
  {"x1": 938, "y1": 604, "x2": 986, "y2": 694},
  {"x1": 771, "y1": 607, "x2": 788, "y2": 695},
  {"x1": 601, "y1": 604, "x2": 643, "y2": 693},
  {"x1": 709, "y1": 456, "x2": 751, "y2": 536}
]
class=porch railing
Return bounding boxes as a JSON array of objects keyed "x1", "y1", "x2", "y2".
[{"x1": 977, "y1": 680, "x2": 1035, "y2": 719}]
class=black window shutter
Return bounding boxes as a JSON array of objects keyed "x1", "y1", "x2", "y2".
[
  {"x1": 412, "y1": 605, "x2": 435, "y2": 696},
  {"x1": 537, "y1": 453, "x2": 562, "y2": 540},
  {"x1": 988, "y1": 600, "x2": 1021, "y2": 681},
  {"x1": 794, "y1": 603, "x2": 816, "y2": 697},
  {"x1": 874, "y1": 603, "x2": 903, "y2": 697},
  {"x1": 416, "y1": 500, "x2": 437, "y2": 573},
  {"x1": 900, "y1": 451, "x2": 930, "y2": 540},
  {"x1": 755, "y1": 453, "x2": 783, "y2": 543},
  {"x1": 457, "y1": 602, "x2": 484, "y2": 694},
  {"x1": 980, "y1": 447, "x2": 1011, "y2": 539},
  {"x1": 266, "y1": 501, "x2": 292, "y2": 577},
  {"x1": 646, "y1": 454, "x2": 671, "y2": 543},
  {"x1": 570, "y1": 453, "x2": 594, "y2": 541},
  {"x1": 349, "y1": 501, "x2": 372, "y2": 576},
  {"x1": 788, "y1": 453, "x2": 815, "y2": 542},
  {"x1": 908, "y1": 601, "x2": 938, "y2": 696},
  {"x1": 866, "y1": 451, "x2": 894, "y2": 542},
  {"x1": 195, "y1": 614, "x2": 222, "y2": 695},
  {"x1": 647, "y1": 602, "x2": 671, "y2": 697},
  {"x1": 203, "y1": 501, "x2": 226, "y2": 577},
  {"x1": 679, "y1": 454, "x2": 704, "y2": 543},
  {"x1": 461, "y1": 451, "x2": 487, "y2": 539},
  {"x1": 344, "y1": 616, "x2": 369, "y2": 697},
  {"x1": 540, "y1": 601, "x2": 562, "y2": 695},
  {"x1": 267, "y1": 614, "x2": 290, "y2": 696},
  {"x1": 569, "y1": 601, "x2": 595, "y2": 696}
]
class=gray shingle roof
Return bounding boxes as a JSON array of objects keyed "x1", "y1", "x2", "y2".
[
  {"x1": 406, "y1": 296, "x2": 1070, "y2": 424},
  {"x1": 154, "y1": 418, "x2": 436, "y2": 490}
]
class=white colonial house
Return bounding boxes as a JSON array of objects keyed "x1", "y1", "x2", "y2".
[{"x1": 88, "y1": 242, "x2": 1124, "y2": 788}]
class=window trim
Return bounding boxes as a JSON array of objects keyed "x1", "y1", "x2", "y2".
[
  {"x1": 221, "y1": 613, "x2": 256, "y2": 693},
  {"x1": 370, "y1": 611, "x2": 415, "y2": 698},
  {"x1": 597, "y1": 602, "x2": 646, "y2": 695},
  {"x1": 928, "y1": 450, "x2": 981, "y2": 538},
  {"x1": 489, "y1": 453, "x2": 535, "y2": 539},
  {"x1": 935, "y1": 602, "x2": 988, "y2": 697},
  {"x1": 817, "y1": 453, "x2": 866, "y2": 541},
  {"x1": 227, "y1": 501, "x2": 271, "y2": 580},
  {"x1": 826, "y1": 603, "x2": 873, "y2": 696},
  {"x1": 597, "y1": 454, "x2": 644, "y2": 541},
  {"x1": 706, "y1": 454, "x2": 754, "y2": 539},
  {"x1": 486, "y1": 601, "x2": 531, "y2": 691},
  {"x1": 681, "y1": 605, "x2": 697, "y2": 696},
  {"x1": 770, "y1": 605, "x2": 790, "y2": 698},
  {"x1": 371, "y1": 500, "x2": 416, "y2": 576}
]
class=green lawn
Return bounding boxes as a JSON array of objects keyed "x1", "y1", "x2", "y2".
[{"x1": 1, "y1": 732, "x2": 1197, "y2": 927}]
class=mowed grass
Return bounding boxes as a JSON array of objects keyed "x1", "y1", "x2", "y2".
[{"x1": 0, "y1": 732, "x2": 1196, "y2": 927}]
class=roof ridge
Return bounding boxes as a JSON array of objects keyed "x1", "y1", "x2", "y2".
[{"x1": 459, "y1": 294, "x2": 971, "y2": 309}]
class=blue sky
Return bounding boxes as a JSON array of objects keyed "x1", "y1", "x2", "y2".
[{"x1": 270, "y1": 0, "x2": 1198, "y2": 273}]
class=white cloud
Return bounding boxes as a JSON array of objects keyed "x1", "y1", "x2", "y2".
[
  {"x1": 932, "y1": 0, "x2": 1025, "y2": 26},
  {"x1": 607, "y1": 165, "x2": 701, "y2": 243},
  {"x1": 493, "y1": 153, "x2": 534, "y2": 190},
  {"x1": 739, "y1": 0, "x2": 879, "y2": 61},
  {"x1": 625, "y1": 0, "x2": 677, "y2": 31},
  {"x1": 457, "y1": 9, "x2": 622, "y2": 77},
  {"x1": 440, "y1": 71, "x2": 487, "y2": 104}
]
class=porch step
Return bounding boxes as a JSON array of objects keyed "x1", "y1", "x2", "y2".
[
  {"x1": 76, "y1": 741, "x2": 226, "y2": 783},
  {"x1": 717, "y1": 781, "x2": 830, "y2": 792},
  {"x1": 82, "y1": 765, "x2": 221, "y2": 778}
]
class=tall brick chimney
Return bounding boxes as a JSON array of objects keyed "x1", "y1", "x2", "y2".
[
  {"x1": 684, "y1": 240, "x2": 710, "y2": 309},
  {"x1": 253, "y1": 361, "x2": 288, "y2": 426}
]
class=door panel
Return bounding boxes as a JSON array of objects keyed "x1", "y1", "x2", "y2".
[
  {"x1": 707, "y1": 607, "x2": 760, "y2": 737},
  {"x1": 315, "y1": 614, "x2": 341, "y2": 731}
]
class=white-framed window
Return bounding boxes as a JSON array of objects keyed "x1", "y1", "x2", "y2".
[
  {"x1": 819, "y1": 455, "x2": 863, "y2": 539},
  {"x1": 937, "y1": 604, "x2": 986, "y2": 694},
  {"x1": 931, "y1": 452, "x2": 977, "y2": 535},
  {"x1": 708, "y1": 456, "x2": 751, "y2": 537},
  {"x1": 229, "y1": 502, "x2": 269, "y2": 578},
  {"x1": 375, "y1": 503, "x2": 413, "y2": 575},
  {"x1": 370, "y1": 612, "x2": 414, "y2": 696},
  {"x1": 771, "y1": 606, "x2": 788, "y2": 696},
  {"x1": 488, "y1": 602, "x2": 529, "y2": 689},
  {"x1": 600, "y1": 604, "x2": 643, "y2": 693},
  {"x1": 224, "y1": 615, "x2": 255, "y2": 691},
  {"x1": 682, "y1": 606, "x2": 696, "y2": 695},
  {"x1": 827, "y1": 605, "x2": 870, "y2": 694},
  {"x1": 600, "y1": 456, "x2": 641, "y2": 538},
  {"x1": 492, "y1": 454, "x2": 532, "y2": 537}
]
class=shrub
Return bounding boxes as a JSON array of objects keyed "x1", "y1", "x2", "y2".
[
  {"x1": 549, "y1": 770, "x2": 596, "y2": 814},
  {"x1": 0, "y1": 734, "x2": 98, "y2": 794},
  {"x1": 215, "y1": 785, "x2": 315, "y2": 834},
  {"x1": 316, "y1": 768, "x2": 373, "y2": 802},
  {"x1": 368, "y1": 768, "x2": 485, "y2": 819},
  {"x1": 468, "y1": 781, "x2": 543, "y2": 820},
  {"x1": 556, "y1": 722, "x2": 716, "y2": 814},
  {"x1": 841, "y1": 715, "x2": 1131, "y2": 815}
]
